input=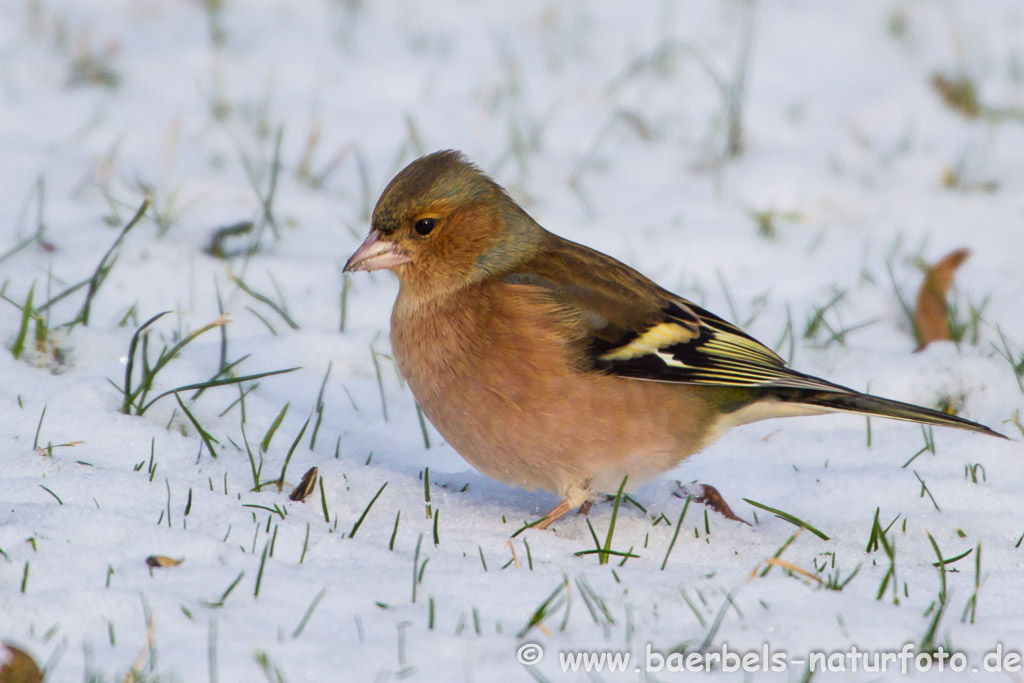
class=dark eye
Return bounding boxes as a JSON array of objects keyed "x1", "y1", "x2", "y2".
[{"x1": 414, "y1": 218, "x2": 436, "y2": 236}]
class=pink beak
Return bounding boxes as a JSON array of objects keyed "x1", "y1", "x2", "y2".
[{"x1": 343, "y1": 230, "x2": 412, "y2": 272}]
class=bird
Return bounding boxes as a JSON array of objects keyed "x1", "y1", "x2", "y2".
[{"x1": 344, "y1": 150, "x2": 1005, "y2": 529}]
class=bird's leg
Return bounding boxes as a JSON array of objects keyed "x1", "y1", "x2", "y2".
[
  {"x1": 674, "y1": 482, "x2": 751, "y2": 526},
  {"x1": 534, "y1": 485, "x2": 591, "y2": 529},
  {"x1": 534, "y1": 499, "x2": 573, "y2": 529},
  {"x1": 576, "y1": 500, "x2": 593, "y2": 516}
]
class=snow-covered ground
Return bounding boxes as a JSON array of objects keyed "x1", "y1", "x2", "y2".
[{"x1": 2, "y1": 1, "x2": 1024, "y2": 680}]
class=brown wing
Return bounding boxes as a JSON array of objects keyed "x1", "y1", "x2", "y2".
[{"x1": 505, "y1": 232, "x2": 848, "y2": 393}]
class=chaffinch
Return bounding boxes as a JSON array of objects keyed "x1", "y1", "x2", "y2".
[{"x1": 344, "y1": 150, "x2": 1003, "y2": 529}]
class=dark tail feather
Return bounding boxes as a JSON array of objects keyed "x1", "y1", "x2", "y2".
[{"x1": 781, "y1": 390, "x2": 1007, "y2": 439}]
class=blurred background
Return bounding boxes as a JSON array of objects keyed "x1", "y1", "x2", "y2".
[
  {"x1": 2, "y1": 1, "x2": 1024, "y2": 681},
  {"x1": 4, "y1": 1, "x2": 1023, "y2": 341}
]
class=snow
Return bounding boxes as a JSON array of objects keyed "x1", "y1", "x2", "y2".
[{"x1": 2, "y1": 0, "x2": 1023, "y2": 680}]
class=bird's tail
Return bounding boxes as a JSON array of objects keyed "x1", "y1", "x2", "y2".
[{"x1": 777, "y1": 389, "x2": 1006, "y2": 439}]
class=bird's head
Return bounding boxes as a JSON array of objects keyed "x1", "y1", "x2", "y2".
[{"x1": 343, "y1": 150, "x2": 542, "y2": 296}]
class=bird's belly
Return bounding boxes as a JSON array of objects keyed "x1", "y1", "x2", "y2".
[
  {"x1": 399, "y1": 346, "x2": 716, "y2": 497},
  {"x1": 390, "y1": 286, "x2": 721, "y2": 498}
]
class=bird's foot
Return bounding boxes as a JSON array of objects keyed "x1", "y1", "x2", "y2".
[
  {"x1": 533, "y1": 498, "x2": 573, "y2": 529},
  {"x1": 532, "y1": 486, "x2": 592, "y2": 530},
  {"x1": 673, "y1": 482, "x2": 751, "y2": 526}
]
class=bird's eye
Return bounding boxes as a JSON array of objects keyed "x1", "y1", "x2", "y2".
[{"x1": 414, "y1": 218, "x2": 436, "y2": 236}]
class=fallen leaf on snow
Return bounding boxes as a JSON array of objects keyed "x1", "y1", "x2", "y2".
[
  {"x1": 914, "y1": 247, "x2": 970, "y2": 351},
  {"x1": 146, "y1": 555, "x2": 184, "y2": 568},
  {"x1": 289, "y1": 466, "x2": 318, "y2": 502},
  {"x1": 0, "y1": 643, "x2": 43, "y2": 683}
]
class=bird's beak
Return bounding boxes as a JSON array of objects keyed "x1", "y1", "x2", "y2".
[{"x1": 343, "y1": 230, "x2": 411, "y2": 272}]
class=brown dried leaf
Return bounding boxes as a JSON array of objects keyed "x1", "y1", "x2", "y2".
[
  {"x1": 145, "y1": 555, "x2": 184, "y2": 568},
  {"x1": 673, "y1": 482, "x2": 750, "y2": 525},
  {"x1": 289, "y1": 466, "x2": 319, "y2": 502},
  {"x1": 914, "y1": 248, "x2": 970, "y2": 350},
  {"x1": 0, "y1": 643, "x2": 43, "y2": 683},
  {"x1": 930, "y1": 73, "x2": 981, "y2": 118}
]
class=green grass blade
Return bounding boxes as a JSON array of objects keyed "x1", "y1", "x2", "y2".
[
  {"x1": 261, "y1": 402, "x2": 290, "y2": 453},
  {"x1": 11, "y1": 282, "x2": 35, "y2": 359},
  {"x1": 276, "y1": 413, "x2": 311, "y2": 490},
  {"x1": 742, "y1": 498, "x2": 830, "y2": 541},
  {"x1": 174, "y1": 392, "x2": 219, "y2": 459},
  {"x1": 349, "y1": 482, "x2": 387, "y2": 538},
  {"x1": 139, "y1": 367, "x2": 301, "y2": 415}
]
